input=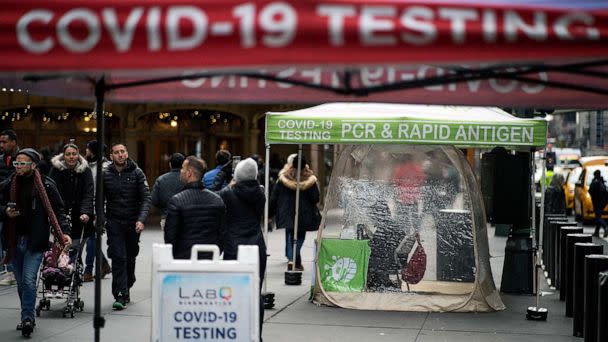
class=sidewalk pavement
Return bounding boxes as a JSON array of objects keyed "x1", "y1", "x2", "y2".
[{"x1": 0, "y1": 221, "x2": 604, "y2": 341}]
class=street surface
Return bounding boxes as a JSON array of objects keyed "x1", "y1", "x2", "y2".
[{"x1": 0, "y1": 219, "x2": 605, "y2": 341}]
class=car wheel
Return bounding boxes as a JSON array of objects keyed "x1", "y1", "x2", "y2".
[{"x1": 566, "y1": 208, "x2": 573, "y2": 216}]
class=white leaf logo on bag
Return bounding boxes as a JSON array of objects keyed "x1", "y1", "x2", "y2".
[{"x1": 324, "y1": 256, "x2": 357, "y2": 283}]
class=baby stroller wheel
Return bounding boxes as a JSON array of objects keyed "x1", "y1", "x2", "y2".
[
  {"x1": 70, "y1": 308, "x2": 75, "y2": 318},
  {"x1": 44, "y1": 299, "x2": 51, "y2": 310},
  {"x1": 77, "y1": 300, "x2": 85, "y2": 311}
]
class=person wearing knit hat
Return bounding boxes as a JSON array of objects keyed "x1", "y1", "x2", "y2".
[
  {"x1": 218, "y1": 157, "x2": 267, "y2": 340},
  {"x1": 0, "y1": 147, "x2": 71, "y2": 337},
  {"x1": 233, "y1": 157, "x2": 258, "y2": 183}
]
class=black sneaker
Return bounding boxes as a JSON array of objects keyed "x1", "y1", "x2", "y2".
[
  {"x1": 16, "y1": 320, "x2": 35, "y2": 330},
  {"x1": 21, "y1": 319, "x2": 34, "y2": 337}
]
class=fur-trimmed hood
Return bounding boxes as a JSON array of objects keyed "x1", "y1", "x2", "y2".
[
  {"x1": 51, "y1": 153, "x2": 89, "y2": 173},
  {"x1": 278, "y1": 164, "x2": 317, "y2": 190}
]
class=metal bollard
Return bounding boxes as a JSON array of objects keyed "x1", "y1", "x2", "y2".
[
  {"x1": 543, "y1": 216, "x2": 566, "y2": 268},
  {"x1": 559, "y1": 227, "x2": 583, "y2": 300},
  {"x1": 565, "y1": 233, "x2": 592, "y2": 311},
  {"x1": 583, "y1": 255, "x2": 608, "y2": 342},
  {"x1": 572, "y1": 243, "x2": 603, "y2": 337},
  {"x1": 598, "y1": 271, "x2": 608, "y2": 342},
  {"x1": 548, "y1": 220, "x2": 570, "y2": 287},
  {"x1": 555, "y1": 225, "x2": 579, "y2": 290}
]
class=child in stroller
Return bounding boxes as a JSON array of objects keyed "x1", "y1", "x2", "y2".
[
  {"x1": 36, "y1": 241, "x2": 85, "y2": 318},
  {"x1": 41, "y1": 246, "x2": 73, "y2": 298}
]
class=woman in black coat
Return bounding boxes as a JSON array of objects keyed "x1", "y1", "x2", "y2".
[
  {"x1": 49, "y1": 143, "x2": 94, "y2": 253},
  {"x1": 218, "y1": 157, "x2": 266, "y2": 340},
  {"x1": 269, "y1": 154, "x2": 320, "y2": 271}
]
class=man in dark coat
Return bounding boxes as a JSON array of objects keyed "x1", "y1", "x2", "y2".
[
  {"x1": 82, "y1": 140, "x2": 111, "y2": 282},
  {"x1": 219, "y1": 157, "x2": 266, "y2": 341},
  {"x1": 164, "y1": 156, "x2": 226, "y2": 260},
  {"x1": 589, "y1": 169, "x2": 608, "y2": 237},
  {"x1": 0, "y1": 148, "x2": 71, "y2": 337},
  {"x1": 103, "y1": 143, "x2": 151, "y2": 310},
  {"x1": 0, "y1": 129, "x2": 19, "y2": 286},
  {"x1": 49, "y1": 143, "x2": 95, "y2": 254},
  {"x1": 269, "y1": 155, "x2": 320, "y2": 271},
  {"x1": 151, "y1": 153, "x2": 185, "y2": 230}
]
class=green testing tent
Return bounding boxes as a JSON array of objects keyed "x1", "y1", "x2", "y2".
[{"x1": 265, "y1": 103, "x2": 547, "y2": 312}]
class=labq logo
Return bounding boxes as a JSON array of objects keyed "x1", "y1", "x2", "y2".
[{"x1": 324, "y1": 256, "x2": 357, "y2": 283}]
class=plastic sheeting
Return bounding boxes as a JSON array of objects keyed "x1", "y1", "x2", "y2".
[{"x1": 313, "y1": 144, "x2": 505, "y2": 312}]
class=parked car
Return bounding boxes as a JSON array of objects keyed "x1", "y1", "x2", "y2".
[{"x1": 573, "y1": 164, "x2": 608, "y2": 222}]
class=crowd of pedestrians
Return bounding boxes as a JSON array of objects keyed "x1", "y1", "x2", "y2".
[{"x1": 0, "y1": 134, "x2": 320, "y2": 338}]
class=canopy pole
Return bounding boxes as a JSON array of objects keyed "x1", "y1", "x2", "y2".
[
  {"x1": 530, "y1": 149, "x2": 537, "y2": 293},
  {"x1": 93, "y1": 77, "x2": 106, "y2": 341},
  {"x1": 263, "y1": 144, "x2": 270, "y2": 293},
  {"x1": 527, "y1": 147, "x2": 548, "y2": 321},
  {"x1": 292, "y1": 145, "x2": 303, "y2": 269}
]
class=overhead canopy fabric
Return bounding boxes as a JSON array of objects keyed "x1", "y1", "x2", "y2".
[
  {"x1": 265, "y1": 103, "x2": 547, "y2": 146},
  {"x1": 1, "y1": 0, "x2": 608, "y2": 107}
]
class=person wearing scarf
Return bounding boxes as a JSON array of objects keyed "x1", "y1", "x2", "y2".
[
  {"x1": 269, "y1": 154, "x2": 320, "y2": 272},
  {"x1": 0, "y1": 148, "x2": 71, "y2": 337}
]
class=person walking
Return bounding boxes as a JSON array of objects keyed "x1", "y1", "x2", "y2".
[
  {"x1": 164, "y1": 156, "x2": 226, "y2": 259},
  {"x1": 544, "y1": 173, "x2": 566, "y2": 215},
  {"x1": 269, "y1": 154, "x2": 320, "y2": 271},
  {"x1": 218, "y1": 157, "x2": 266, "y2": 340},
  {"x1": 49, "y1": 142, "x2": 95, "y2": 262},
  {"x1": 203, "y1": 149, "x2": 232, "y2": 191},
  {"x1": 0, "y1": 148, "x2": 71, "y2": 337},
  {"x1": 589, "y1": 169, "x2": 608, "y2": 237},
  {"x1": 103, "y1": 143, "x2": 151, "y2": 310},
  {"x1": 0, "y1": 129, "x2": 19, "y2": 285},
  {"x1": 82, "y1": 140, "x2": 111, "y2": 282},
  {"x1": 151, "y1": 153, "x2": 185, "y2": 230}
]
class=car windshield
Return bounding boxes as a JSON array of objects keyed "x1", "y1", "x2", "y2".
[{"x1": 585, "y1": 166, "x2": 608, "y2": 186}]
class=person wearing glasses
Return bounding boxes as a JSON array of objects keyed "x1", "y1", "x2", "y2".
[
  {"x1": 0, "y1": 148, "x2": 71, "y2": 337},
  {"x1": 102, "y1": 143, "x2": 151, "y2": 310},
  {"x1": 49, "y1": 142, "x2": 94, "y2": 263},
  {"x1": 0, "y1": 129, "x2": 19, "y2": 286}
]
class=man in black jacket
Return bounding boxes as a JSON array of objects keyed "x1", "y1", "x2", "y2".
[
  {"x1": 103, "y1": 143, "x2": 151, "y2": 310},
  {"x1": 164, "y1": 156, "x2": 226, "y2": 260},
  {"x1": 151, "y1": 153, "x2": 185, "y2": 230},
  {"x1": 589, "y1": 169, "x2": 608, "y2": 237},
  {"x1": 0, "y1": 148, "x2": 71, "y2": 337}
]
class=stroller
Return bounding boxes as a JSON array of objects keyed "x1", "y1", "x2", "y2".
[{"x1": 35, "y1": 230, "x2": 86, "y2": 318}]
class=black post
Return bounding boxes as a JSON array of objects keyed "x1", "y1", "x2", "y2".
[
  {"x1": 565, "y1": 234, "x2": 592, "y2": 315},
  {"x1": 572, "y1": 243, "x2": 603, "y2": 337},
  {"x1": 583, "y1": 255, "x2": 608, "y2": 342},
  {"x1": 93, "y1": 77, "x2": 106, "y2": 342},
  {"x1": 548, "y1": 220, "x2": 569, "y2": 286},
  {"x1": 558, "y1": 226, "x2": 581, "y2": 293},
  {"x1": 598, "y1": 271, "x2": 608, "y2": 342}
]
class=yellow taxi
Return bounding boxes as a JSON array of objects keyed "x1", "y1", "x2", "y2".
[
  {"x1": 563, "y1": 167, "x2": 582, "y2": 215},
  {"x1": 573, "y1": 163, "x2": 608, "y2": 222}
]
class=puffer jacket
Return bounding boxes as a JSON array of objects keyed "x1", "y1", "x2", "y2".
[
  {"x1": 151, "y1": 169, "x2": 183, "y2": 218},
  {"x1": 102, "y1": 159, "x2": 151, "y2": 223},
  {"x1": 218, "y1": 180, "x2": 266, "y2": 259},
  {"x1": 269, "y1": 165, "x2": 320, "y2": 237},
  {"x1": 49, "y1": 153, "x2": 94, "y2": 239},
  {"x1": 164, "y1": 182, "x2": 226, "y2": 259}
]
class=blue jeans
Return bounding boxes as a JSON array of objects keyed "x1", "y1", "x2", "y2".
[
  {"x1": 285, "y1": 230, "x2": 304, "y2": 266},
  {"x1": 12, "y1": 236, "x2": 43, "y2": 321},
  {"x1": 85, "y1": 234, "x2": 108, "y2": 274}
]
